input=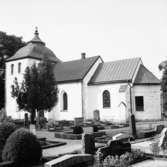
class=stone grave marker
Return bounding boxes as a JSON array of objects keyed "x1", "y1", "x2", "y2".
[
  {"x1": 83, "y1": 126, "x2": 93, "y2": 134},
  {"x1": 24, "y1": 113, "x2": 29, "y2": 128},
  {"x1": 74, "y1": 117, "x2": 84, "y2": 126},
  {"x1": 155, "y1": 125, "x2": 165, "y2": 134},
  {"x1": 81, "y1": 133, "x2": 95, "y2": 154},
  {"x1": 93, "y1": 110, "x2": 100, "y2": 121},
  {"x1": 158, "y1": 127, "x2": 167, "y2": 149},
  {"x1": 29, "y1": 124, "x2": 36, "y2": 135}
]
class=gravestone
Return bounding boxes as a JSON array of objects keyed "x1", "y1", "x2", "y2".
[
  {"x1": 24, "y1": 113, "x2": 29, "y2": 128},
  {"x1": 158, "y1": 128, "x2": 167, "y2": 149},
  {"x1": 93, "y1": 110, "x2": 100, "y2": 121},
  {"x1": 155, "y1": 125, "x2": 165, "y2": 134},
  {"x1": 83, "y1": 126, "x2": 93, "y2": 134},
  {"x1": 81, "y1": 133, "x2": 95, "y2": 154},
  {"x1": 74, "y1": 117, "x2": 84, "y2": 126},
  {"x1": 29, "y1": 124, "x2": 36, "y2": 135}
]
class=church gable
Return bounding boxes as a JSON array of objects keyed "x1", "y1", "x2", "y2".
[{"x1": 134, "y1": 64, "x2": 160, "y2": 85}]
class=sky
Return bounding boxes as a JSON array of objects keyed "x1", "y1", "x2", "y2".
[{"x1": 0, "y1": 0, "x2": 167, "y2": 78}]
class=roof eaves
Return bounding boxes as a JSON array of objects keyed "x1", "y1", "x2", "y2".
[
  {"x1": 88, "y1": 79, "x2": 131, "y2": 86},
  {"x1": 56, "y1": 79, "x2": 82, "y2": 84},
  {"x1": 6, "y1": 56, "x2": 41, "y2": 62},
  {"x1": 133, "y1": 83, "x2": 160, "y2": 86}
]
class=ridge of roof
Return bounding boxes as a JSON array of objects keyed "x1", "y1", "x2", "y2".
[{"x1": 89, "y1": 57, "x2": 141, "y2": 85}]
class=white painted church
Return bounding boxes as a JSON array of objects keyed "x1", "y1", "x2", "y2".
[{"x1": 5, "y1": 30, "x2": 161, "y2": 123}]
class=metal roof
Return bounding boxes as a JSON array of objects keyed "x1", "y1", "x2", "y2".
[
  {"x1": 89, "y1": 57, "x2": 141, "y2": 85},
  {"x1": 54, "y1": 56, "x2": 100, "y2": 83},
  {"x1": 134, "y1": 64, "x2": 160, "y2": 85}
]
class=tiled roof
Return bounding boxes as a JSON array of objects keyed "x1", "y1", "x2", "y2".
[
  {"x1": 89, "y1": 57, "x2": 141, "y2": 85},
  {"x1": 134, "y1": 64, "x2": 160, "y2": 85},
  {"x1": 54, "y1": 56, "x2": 100, "y2": 83}
]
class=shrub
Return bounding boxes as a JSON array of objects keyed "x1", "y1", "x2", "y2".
[
  {"x1": 150, "y1": 141, "x2": 160, "y2": 155},
  {"x1": 73, "y1": 126, "x2": 83, "y2": 134},
  {"x1": 39, "y1": 117, "x2": 47, "y2": 129},
  {"x1": 102, "y1": 150, "x2": 146, "y2": 167},
  {"x1": 0, "y1": 122, "x2": 16, "y2": 161},
  {"x1": 2, "y1": 128, "x2": 42, "y2": 166}
]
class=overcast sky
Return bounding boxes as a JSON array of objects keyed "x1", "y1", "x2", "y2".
[{"x1": 0, "y1": 0, "x2": 167, "y2": 78}]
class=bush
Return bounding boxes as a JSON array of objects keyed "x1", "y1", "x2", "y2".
[
  {"x1": 0, "y1": 122, "x2": 16, "y2": 161},
  {"x1": 102, "y1": 150, "x2": 146, "y2": 167},
  {"x1": 39, "y1": 117, "x2": 47, "y2": 129},
  {"x1": 73, "y1": 126, "x2": 83, "y2": 134},
  {"x1": 2, "y1": 128, "x2": 42, "y2": 166}
]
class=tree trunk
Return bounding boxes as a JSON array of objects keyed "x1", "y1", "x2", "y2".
[
  {"x1": 130, "y1": 114, "x2": 137, "y2": 138},
  {"x1": 30, "y1": 109, "x2": 36, "y2": 124}
]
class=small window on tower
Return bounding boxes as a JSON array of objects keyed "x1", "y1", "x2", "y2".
[
  {"x1": 18, "y1": 62, "x2": 21, "y2": 73},
  {"x1": 11, "y1": 64, "x2": 14, "y2": 75}
]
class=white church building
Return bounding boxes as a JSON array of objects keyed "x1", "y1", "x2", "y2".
[{"x1": 5, "y1": 30, "x2": 161, "y2": 123}]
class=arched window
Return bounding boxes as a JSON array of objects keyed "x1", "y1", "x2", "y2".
[
  {"x1": 11, "y1": 64, "x2": 14, "y2": 75},
  {"x1": 103, "y1": 90, "x2": 110, "y2": 108},
  {"x1": 63, "y1": 92, "x2": 68, "y2": 110},
  {"x1": 18, "y1": 62, "x2": 21, "y2": 73}
]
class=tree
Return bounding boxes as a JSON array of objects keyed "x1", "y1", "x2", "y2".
[
  {"x1": 0, "y1": 71, "x2": 4, "y2": 109},
  {"x1": 0, "y1": 31, "x2": 25, "y2": 109},
  {"x1": 160, "y1": 66, "x2": 167, "y2": 116},
  {"x1": 11, "y1": 60, "x2": 58, "y2": 124}
]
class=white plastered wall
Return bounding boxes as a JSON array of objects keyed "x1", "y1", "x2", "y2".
[
  {"x1": 82, "y1": 57, "x2": 103, "y2": 120},
  {"x1": 133, "y1": 85, "x2": 161, "y2": 120},
  {"x1": 86, "y1": 83, "x2": 128, "y2": 123},
  {"x1": 5, "y1": 58, "x2": 39, "y2": 119},
  {"x1": 47, "y1": 82, "x2": 82, "y2": 120}
]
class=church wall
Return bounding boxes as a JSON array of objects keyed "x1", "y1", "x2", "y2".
[
  {"x1": 133, "y1": 85, "x2": 161, "y2": 120},
  {"x1": 82, "y1": 57, "x2": 103, "y2": 120},
  {"x1": 87, "y1": 83, "x2": 128, "y2": 123},
  {"x1": 48, "y1": 82, "x2": 82, "y2": 121},
  {"x1": 5, "y1": 58, "x2": 40, "y2": 119}
]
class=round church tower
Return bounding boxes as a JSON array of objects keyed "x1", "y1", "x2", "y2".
[{"x1": 5, "y1": 29, "x2": 60, "y2": 119}]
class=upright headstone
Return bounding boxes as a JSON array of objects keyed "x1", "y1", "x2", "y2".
[
  {"x1": 93, "y1": 110, "x2": 100, "y2": 121},
  {"x1": 158, "y1": 128, "x2": 167, "y2": 150},
  {"x1": 129, "y1": 114, "x2": 137, "y2": 138},
  {"x1": 29, "y1": 124, "x2": 36, "y2": 135},
  {"x1": 24, "y1": 113, "x2": 29, "y2": 128},
  {"x1": 74, "y1": 117, "x2": 84, "y2": 126},
  {"x1": 83, "y1": 126, "x2": 93, "y2": 134},
  {"x1": 81, "y1": 133, "x2": 95, "y2": 154},
  {"x1": 155, "y1": 125, "x2": 165, "y2": 134}
]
